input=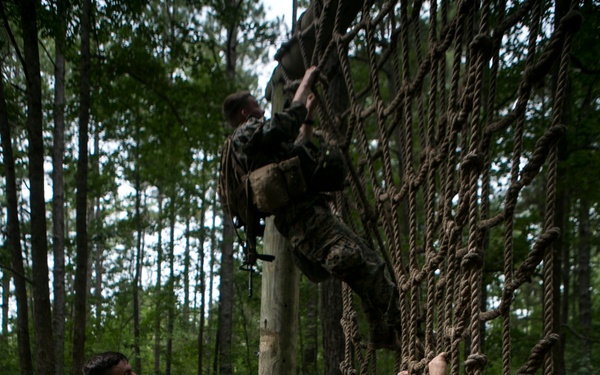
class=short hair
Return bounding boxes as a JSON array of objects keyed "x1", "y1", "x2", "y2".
[
  {"x1": 83, "y1": 352, "x2": 128, "y2": 375},
  {"x1": 223, "y1": 91, "x2": 253, "y2": 127}
]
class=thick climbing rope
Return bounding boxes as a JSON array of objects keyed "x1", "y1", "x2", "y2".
[{"x1": 272, "y1": 0, "x2": 582, "y2": 373}]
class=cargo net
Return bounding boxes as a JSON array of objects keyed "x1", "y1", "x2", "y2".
[{"x1": 270, "y1": 0, "x2": 581, "y2": 373}]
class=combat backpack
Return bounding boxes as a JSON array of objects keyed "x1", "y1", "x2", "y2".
[
  {"x1": 217, "y1": 136, "x2": 264, "y2": 234},
  {"x1": 218, "y1": 136, "x2": 309, "y2": 230},
  {"x1": 218, "y1": 136, "x2": 275, "y2": 297}
]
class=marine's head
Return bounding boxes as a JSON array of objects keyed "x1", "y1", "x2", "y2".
[{"x1": 222, "y1": 91, "x2": 265, "y2": 128}]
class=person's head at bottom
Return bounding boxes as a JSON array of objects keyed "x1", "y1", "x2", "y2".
[{"x1": 83, "y1": 351, "x2": 136, "y2": 375}]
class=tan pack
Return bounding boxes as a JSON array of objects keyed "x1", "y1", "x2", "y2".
[{"x1": 249, "y1": 156, "x2": 306, "y2": 213}]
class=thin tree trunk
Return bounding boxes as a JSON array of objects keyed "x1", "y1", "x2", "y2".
[
  {"x1": 577, "y1": 198, "x2": 592, "y2": 368},
  {"x1": 197, "y1": 241, "x2": 206, "y2": 375},
  {"x1": 166, "y1": 201, "x2": 176, "y2": 375},
  {"x1": 0, "y1": 68, "x2": 33, "y2": 375},
  {"x1": 559, "y1": 189, "x2": 571, "y2": 375},
  {"x1": 18, "y1": 0, "x2": 55, "y2": 373},
  {"x1": 2, "y1": 272, "x2": 8, "y2": 334},
  {"x1": 205, "y1": 188, "x2": 218, "y2": 375},
  {"x1": 208, "y1": 208, "x2": 216, "y2": 328},
  {"x1": 0, "y1": 64, "x2": 33, "y2": 375},
  {"x1": 133, "y1": 166, "x2": 143, "y2": 374},
  {"x1": 91, "y1": 117, "x2": 103, "y2": 330},
  {"x1": 51, "y1": 2, "x2": 67, "y2": 374},
  {"x1": 218, "y1": 1, "x2": 238, "y2": 372},
  {"x1": 183, "y1": 216, "x2": 191, "y2": 324},
  {"x1": 218, "y1": 211, "x2": 235, "y2": 375},
  {"x1": 72, "y1": 0, "x2": 91, "y2": 372},
  {"x1": 155, "y1": 194, "x2": 164, "y2": 375},
  {"x1": 196, "y1": 158, "x2": 208, "y2": 375}
]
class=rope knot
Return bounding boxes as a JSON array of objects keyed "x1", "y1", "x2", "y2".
[
  {"x1": 560, "y1": 10, "x2": 583, "y2": 33},
  {"x1": 461, "y1": 251, "x2": 483, "y2": 269},
  {"x1": 460, "y1": 152, "x2": 484, "y2": 174},
  {"x1": 470, "y1": 33, "x2": 493, "y2": 59},
  {"x1": 450, "y1": 110, "x2": 467, "y2": 131},
  {"x1": 444, "y1": 219, "x2": 458, "y2": 237},
  {"x1": 465, "y1": 353, "x2": 488, "y2": 369},
  {"x1": 520, "y1": 124, "x2": 566, "y2": 185}
]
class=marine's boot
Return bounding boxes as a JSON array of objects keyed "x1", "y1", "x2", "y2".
[
  {"x1": 368, "y1": 316, "x2": 401, "y2": 350},
  {"x1": 366, "y1": 295, "x2": 402, "y2": 350}
]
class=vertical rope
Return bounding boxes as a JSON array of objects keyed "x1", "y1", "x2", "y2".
[{"x1": 543, "y1": 2, "x2": 577, "y2": 372}]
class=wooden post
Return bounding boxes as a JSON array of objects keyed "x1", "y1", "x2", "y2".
[{"x1": 258, "y1": 80, "x2": 300, "y2": 375}]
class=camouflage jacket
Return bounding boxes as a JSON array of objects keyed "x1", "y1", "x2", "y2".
[
  {"x1": 230, "y1": 101, "x2": 326, "y2": 236},
  {"x1": 231, "y1": 101, "x2": 307, "y2": 173}
]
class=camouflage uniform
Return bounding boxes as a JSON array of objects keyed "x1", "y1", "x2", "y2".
[{"x1": 231, "y1": 101, "x2": 400, "y2": 347}]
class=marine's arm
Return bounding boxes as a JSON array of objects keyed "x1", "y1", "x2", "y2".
[
  {"x1": 298, "y1": 93, "x2": 316, "y2": 142},
  {"x1": 260, "y1": 66, "x2": 319, "y2": 147}
]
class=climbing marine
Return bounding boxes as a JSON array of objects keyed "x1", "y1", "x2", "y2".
[{"x1": 218, "y1": 66, "x2": 401, "y2": 350}]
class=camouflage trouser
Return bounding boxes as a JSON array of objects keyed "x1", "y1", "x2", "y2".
[{"x1": 286, "y1": 204, "x2": 398, "y2": 323}]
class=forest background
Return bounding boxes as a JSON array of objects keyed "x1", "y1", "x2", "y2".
[{"x1": 0, "y1": 0, "x2": 599, "y2": 375}]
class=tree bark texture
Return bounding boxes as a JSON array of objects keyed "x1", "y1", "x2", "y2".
[
  {"x1": 155, "y1": 194, "x2": 164, "y2": 375},
  {"x1": 551, "y1": 1, "x2": 572, "y2": 371},
  {"x1": 18, "y1": 0, "x2": 56, "y2": 373},
  {"x1": 72, "y1": 0, "x2": 91, "y2": 372},
  {"x1": 166, "y1": 203, "x2": 176, "y2": 375},
  {"x1": 258, "y1": 216, "x2": 300, "y2": 375},
  {"x1": 52, "y1": 1, "x2": 67, "y2": 373},
  {"x1": 133, "y1": 167, "x2": 143, "y2": 374},
  {"x1": 0, "y1": 64, "x2": 34, "y2": 375},
  {"x1": 217, "y1": 0, "x2": 239, "y2": 372},
  {"x1": 183, "y1": 217, "x2": 191, "y2": 323},
  {"x1": 2, "y1": 273, "x2": 8, "y2": 334},
  {"x1": 218, "y1": 212, "x2": 235, "y2": 375},
  {"x1": 577, "y1": 198, "x2": 592, "y2": 366}
]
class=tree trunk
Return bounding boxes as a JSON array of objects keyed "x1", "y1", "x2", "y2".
[
  {"x1": 72, "y1": 0, "x2": 91, "y2": 372},
  {"x1": 321, "y1": 278, "x2": 344, "y2": 375},
  {"x1": 197, "y1": 205, "x2": 209, "y2": 375},
  {"x1": 183, "y1": 216, "x2": 191, "y2": 324},
  {"x1": 166, "y1": 201, "x2": 176, "y2": 375},
  {"x1": 203, "y1": 189, "x2": 218, "y2": 375},
  {"x1": 258, "y1": 217, "x2": 300, "y2": 375},
  {"x1": 2, "y1": 272, "x2": 8, "y2": 334},
  {"x1": 133, "y1": 166, "x2": 143, "y2": 374},
  {"x1": 551, "y1": 1, "x2": 571, "y2": 372},
  {"x1": 155, "y1": 194, "x2": 164, "y2": 375},
  {"x1": 18, "y1": 0, "x2": 56, "y2": 373},
  {"x1": 577, "y1": 198, "x2": 592, "y2": 369},
  {"x1": 558, "y1": 188, "x2": 571, "y2": 375},
  {"x1": 218, "y1": 212, "x2": 235, "y2": 375},
  {"x1": 90, "y1": 117, "x2": 103, "y2": 331},
  {"x1": 0, "y1": 68, "x2": 34, "y2": 375},
  {"x1": 196, "y1": 161, "x2": 208, "y2": 375},
  {"x1": 217, "y1": 1, "x2": 239, "y2": 372},
  {"x1": 52, "y1": 1, "x2": 67, "y2": 373}
]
